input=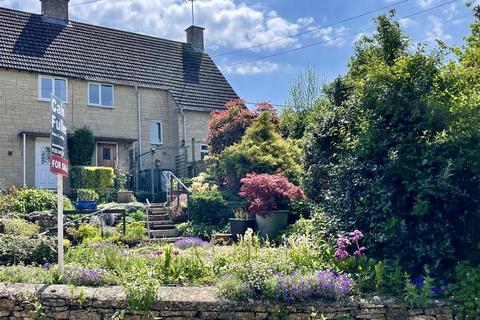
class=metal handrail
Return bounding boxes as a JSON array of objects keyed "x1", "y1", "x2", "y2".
[
  {"x1": 163, "y1": 170, "x2": 191, "y2": 194},
  {"x1": 162, "y1": 170, "x2": 191, "y2": 221},
  {"x1": 40, "y1": 203, "x2": 149, "y2": 237},
  {"x1": 146, "y1": 199, "x2": 151, "y2": 239}
]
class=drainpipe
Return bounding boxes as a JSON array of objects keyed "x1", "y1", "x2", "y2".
[
  {"x1": 22, "y1": 133, "x2": 26, "y2": 187},
  {"x1": 135, "y1": 86, "x2": 142, "y2": 192},
  {"x1": 180, "y1": 108, "x2": 187, "y2": 146}
]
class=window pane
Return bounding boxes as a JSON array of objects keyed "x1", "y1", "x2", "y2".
[
  {"x1": 103, "y1": 148, "x2": 111, "y2": 160},
  {"x1": 101, "y1": 85, "x2": 113, "y2": 107},
  {"x1": 41, "y1": 77, "x2": 52, "y2": 99},
  {"x1": 150, "y1": 122, "x2": 159, "y2": 144},
  {"x1": 89, "y1": 84, "x2": 99, "y2": 105},
  {"x1": 54, "y1": 79, "x2": 67, "y2": 102},
  {"x1": 157, "y1": 123, "x2": 162, "y2": 143}
]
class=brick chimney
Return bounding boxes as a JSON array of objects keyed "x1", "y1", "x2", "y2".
[
  {"x1": 40, "y1": 0, "x2": 70, "y2": 24},
  {"x1": 185, "y1": 25, "x2": 205, "y2": 53}
]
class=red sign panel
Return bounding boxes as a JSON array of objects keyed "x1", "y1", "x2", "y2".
[{"x1": 50, "y1": 154, "x2": 69, "y2": 177}]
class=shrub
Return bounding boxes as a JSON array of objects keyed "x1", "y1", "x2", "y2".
[
  {"x1": 67, "y1": 127, "x2": 95, "y2": 166},
  {"x1": 173, "y1": 237, "x2": 209, "y2": 250},
  {"x1": 129, "y1": 210, "x2": 145, "y2": 222},
  {"x1": 75, "y1": 225, "x2": 101, "y2": 243},
  {"x1": 76, "y1": 189, "x2": 99, "y2": 202},
  {"x1": 451, "y1": 262, "x2": 480, "y2": 319},
  {"x1": 218, "y1": 110, "x2": 302, "y2": 189},
  {"x1": 119, "y1": 222, "x2": 147, "y2": 246},
  {"x1": 0, "y1": 265, "x2": 57, "y2": 284},
  {"x1": 1, "y1": 218, "x2": 39, "y2": 237},
  {"x1": 11, "y1": 189, "x2": 74, "y2": 214},
  {"x1": 239, "y1": 173, "x2": 305, "y2": 216},
  {"x1": 177, "y1": 221, "x2": 228, "y2": 240},
  {"x1": 188, "y1": 190, "x2": 231, "y2": 225},
  {"x1": 207, "y1": 99, "x2": 256, "y2": 154},
  {"x1": 0, "y1": 234, "x2": 56, "y2": 265},
  {"x1": 69, "y1": 166, "x2": 115, "y2": 195},
  {"x1": 63, "y1": 267, "x2": 115, "y2": 286}
]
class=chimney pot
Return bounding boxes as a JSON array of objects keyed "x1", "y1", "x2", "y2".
[
  {"x1": 40, "y1": 0, "x2": 70, "y2": 24},
  {"x1": 185, "y1": 25, "x2": 205, "y2": 53}
]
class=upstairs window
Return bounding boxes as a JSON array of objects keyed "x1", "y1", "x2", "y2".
[
  {"x1": 150, "y1": 121, "x2": 163, "y2": 145},
  {"x1": 88, "y1": 83, "x2": 114, "y2": 108},
  {"x1": 39, "y1": 76, "x2": 67, "y2": 102}
]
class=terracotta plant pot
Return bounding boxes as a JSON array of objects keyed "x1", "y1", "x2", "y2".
[
  {"x1": 255, "y1": 210, "x2": 289, "y2": 239},
  {"x1": 229, "y1": 218, "x2": 256, "y2": 242},
  {"x1": 117, "y1": 191, "x2": 133, "y2": 203}
]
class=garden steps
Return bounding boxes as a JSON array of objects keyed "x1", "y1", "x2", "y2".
[{"x1": 147, "y1": 207, "x2": 180, "y2": 240}]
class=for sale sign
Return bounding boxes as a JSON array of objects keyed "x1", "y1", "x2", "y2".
[{"x1": 50, "y1": 95, "x2": 68, "y2": 176}]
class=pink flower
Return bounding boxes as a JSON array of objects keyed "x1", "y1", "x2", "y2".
[
  {"x1": 354, "y1": 247, "x2": 366, "y2": 256},
  {"x1": 335, "y1": 248, "x2": 349, "y2": 260},
  {"x1": 155, "y1": 251, "x2": 163, "y2": 257},
  {"x1": 349, "y1": 230, "x2": 364, "y2": 242},
  {"x1": 173, "y1": 251, "x2": 180, "y2": 256}
]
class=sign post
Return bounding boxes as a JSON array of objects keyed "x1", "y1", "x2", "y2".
[{"x1": 50, "y1": 95, "x2": 68, "y2": 275}]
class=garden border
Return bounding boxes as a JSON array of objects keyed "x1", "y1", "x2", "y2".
[{"x1": 0, "y1": 283, "x2": 454, "y2": 319}]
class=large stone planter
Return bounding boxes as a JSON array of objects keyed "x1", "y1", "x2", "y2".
[
  {"x1": 229, "y1": 218, "x2": 256, "y2": 242},
  {"x1": 117, "y1": 191, "x2": 133, "y2": 203},
  {"x1": 255, "y1": 210, "x2": 289, "y2": 239}
]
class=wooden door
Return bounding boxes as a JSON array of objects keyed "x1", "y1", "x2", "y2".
[{"x1": 97, "y1": 143, "x2": 117, "y2": 167}]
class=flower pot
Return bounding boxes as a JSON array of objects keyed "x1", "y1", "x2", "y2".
[
  {"x1": 117, "y1": 191, "x2": 133, "y2": 203},
  {"x1": 229, "y1": 218, "x2": 256, "y2": 242},
  {"x1": 255, "y1": 210, "x2": 289, "y2": 239},
  {"x1": 75, "y1": 201, "x2": 98, "y2": 211}
]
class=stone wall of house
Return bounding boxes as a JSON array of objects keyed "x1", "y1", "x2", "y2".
[
  {"x1": 179, "y1": 110, "x2": 212, "y2": 163},
  {"x1": 0, "y1": 68, "x2": 197, "y2": 188},
  {"x1": 0, "y1": 283, "x2": 454, "y2": 320}
]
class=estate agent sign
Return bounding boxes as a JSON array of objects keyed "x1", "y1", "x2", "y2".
[
  {"x1": 50, "y1": 95, "x2": 67, "y2": 274},
  {"x1": 50, "y1": 96, "x2": 68, "y2": 177}
]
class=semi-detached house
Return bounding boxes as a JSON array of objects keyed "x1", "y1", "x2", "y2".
[{"x1": 0, "y1": 0, "x2": 238, "y2": 189}]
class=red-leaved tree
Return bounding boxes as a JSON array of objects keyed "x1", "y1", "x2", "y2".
[
  {"x1": 239, "y1": 172, "x2": 305, "y2": 216},
  {"x1": 207, "y1": 99, "x2": 256, "y2": 154}
]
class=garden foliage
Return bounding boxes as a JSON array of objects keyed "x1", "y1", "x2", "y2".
[
  {"x1": 188, "y1": 190, "x2": 231, "y2": 226},
  {"x1": 239, "y1": 173, "x2": 305, "y2": 215},
  {"x1": 69, "y1": 166, "x2": 115, "y2": 195},
  {"x1": 11, "y1": 189, "x2": 73, "y2": 214},
  {"x1": 303, "y1": 12, "x2": 480, "y2": 272},
  {"x1": 207, "y1": 99, "x2": 256, "y2": 154},
  {"x1": 218, "y1": 109, "x2": 302, "y2": 189},
  {"x1": 67, "y1": 127, "x2": 95, "y2": 166}
]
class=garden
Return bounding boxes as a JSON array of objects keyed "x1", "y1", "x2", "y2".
[{"x1": 1, "y1": 9, "x2": 480, "y2": 320}]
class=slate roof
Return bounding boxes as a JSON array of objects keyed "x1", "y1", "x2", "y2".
[{"x1": 0, "y1": 7, "x2": 238, "y2": 112}]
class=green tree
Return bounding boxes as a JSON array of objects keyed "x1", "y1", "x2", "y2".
[
  {"x1": 68, "y1": 127, "x2": 95, "y2": 166},
  {"x1": 304, "y1": 12, "x2": 480, "y2": 272}
]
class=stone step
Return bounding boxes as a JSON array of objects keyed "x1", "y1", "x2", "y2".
[
  {"x1": 149, "y1": 214, "x2": 170, "y2": 221},
  {"x1": 149, "y1": 220, "x2": 175, "y2": 226},
  {"x1": 149, "y1": 224, "x2": 176, "y2": 230},
  {"x1": 149, "y1": 209, "x2": 171, "y2": 215},
  {"x1": 149, "y1": 229, "x2": 180, "y2": 238}
]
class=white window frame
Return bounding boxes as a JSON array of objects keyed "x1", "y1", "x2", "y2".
[
  {"x1": 200, "y1": 144, "x2": 208, "y2": 160},
  {"x1": 38, "y1": 75, "x2": 68, "y2": 103},
  {"x1": 150, "y1": 121, "x2": 163, "y2": 145},
  {"x1": 88, "y1": 82, "x2": 114, "y2": 108}
]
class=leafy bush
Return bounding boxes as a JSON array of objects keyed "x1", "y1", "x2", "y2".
[
  {"x1": 63, "y1": 267, "x2": 115, "y2": 286},
  {"x1": 0, "y1": 265, "x2": 57, "y2": 284},
  {"x1": 207, "y1": 99, "x2": 256, "y2": 154},
  {"x1": 451, "y1": 262, "x2": 480, "y2": 319},
  {"x1": 69, "y1": 166, "x2": 115, "y2": 195},
  {"x1": 119, "y1": 222, "x2": 147, "y2": 246},
  {"x1": 11, "y1": 189, "x2": 74, "y2": 214},
  {"x1": 75, "y1": 225, "x2": 101, "y2": 243},
  {"x1": 218, "y1": 110, "x2": 302, "y2": 190},
  {"x1": 76, "y1": 189, "x2": 99, "y2": 202},
  {"x1": 188, "y1": 190, "x2": 231, "y2": 225},
  {"x1": 1, "y1": 218, "x2": 39, "y2": 237},
  {"x1": 67, "y1": 127, "x2": 95, "y2": 166},
  {"x1": 303, "y1": 13, "x2": 480, "y2": 272},
  {"x1": 403, "y1": 268, "x2": 434, "y2": 308},
  {"x1": 129, "y1": 210, "x2": 145, "y2": 222},
  {"x1": 239, "y1": 173, "x2": 305, "y2": 215},
  {"x1": 177, "y1": 221, "x2": 228, "y2": 240},
  {"x1": 0, "y1": 234, "x2": 56, "y2": 265}
]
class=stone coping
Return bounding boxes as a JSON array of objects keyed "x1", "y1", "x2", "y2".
[{"x1": 0, "y1": 283, "x2": 454, "y2": 319}]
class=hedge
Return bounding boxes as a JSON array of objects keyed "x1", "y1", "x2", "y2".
[{"x1": 69, "y1": 166, "x2": 115, "y2": 195}]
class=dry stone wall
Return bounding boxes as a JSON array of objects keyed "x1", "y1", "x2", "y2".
[{"x1": 0, "y1": 283, "x2": 454, "y2": 320}]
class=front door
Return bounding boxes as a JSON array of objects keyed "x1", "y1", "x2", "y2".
[
  {"x1": 97, "y1": 143, "x2": 117, "y2": 167},
  {"x1": 35, "y1": 138, "x2": 56, "y2": 189}
]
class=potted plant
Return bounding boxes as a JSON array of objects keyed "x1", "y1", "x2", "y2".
[
  {"x1": 115, "y1": 169, "x2": 133, "y2": 203},
  {"x1": 239, "y1": 172, "x2": 305, "y2": 239},
  {"x1": 229, "y1": 208, "x2": 256, "y2": 241},
  {"x1": 75, "y1": 188, "x2": 99, "y2": 210}
]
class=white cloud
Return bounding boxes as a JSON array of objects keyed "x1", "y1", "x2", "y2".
[
  {"x1": 308, "y1": 25, "x2": 349, "y2": 47},
  {"x1": 222, "y1": 61, "x2": 280, "y2": 75},
  {"x1": 425, "y1": 15, "x2": 452, "y2": 42},
  {"x1": 416, "y1": 0, "x2": 437, "y2": 8},
  {"x1": 1, "y1": 0, "x2": 310, "y2": 53}
]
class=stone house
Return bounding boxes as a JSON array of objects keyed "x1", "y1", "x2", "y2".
[{"x1": 0, "y1": 0, "x2": 238, "y2": 189}]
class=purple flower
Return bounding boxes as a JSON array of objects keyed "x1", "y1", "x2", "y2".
[
  {"x1": 349, "y1": 230, "x2": 364, "y2": 242},
  {"x1": 42, "y1": 263, "x2": 51, "y2": 270},
  {"x1": 335, "y1": 248, "x2": 349, "y2": 260},
  {"x1": 354, "y1": 246, "x2": 366, "y2": 256},
  {"x1": 173, "y1": 237, "x2": 209, "y2": 249},
  {"x1": 64, "y1": 268, "x2": 106, "y2": 286}
]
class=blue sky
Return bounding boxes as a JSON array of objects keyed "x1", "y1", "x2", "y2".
[{"x1": 1, "y1": 0, "x2": 478, "y2": 107}]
